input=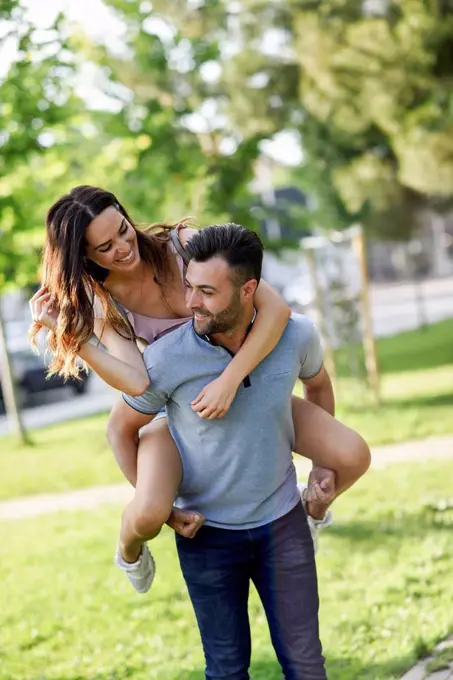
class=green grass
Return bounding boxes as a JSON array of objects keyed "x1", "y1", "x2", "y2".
[
  {"x1": 374, "y1": 318, "x2": 453, "y2": 374},
  {"x1": 1, "y1": 460, "x2": 453, "y2": 680},
  {"x1": 425, "y1": 643, "x2": 453, "y2": 673},
  {"x1": 0, "y1": 413, "x2": 123, "y2": 500},
  {"x1": 320, "y1": 317, "x2": 453, "y2": 446},
  {"x1": 334, "y1": 362, "x2": 453, "y2": 446},
  {"x1": 1, "y1": 318, "x2": 453, "y2": 501},
  {"x1": 336, "y1": 318, "x2": 453, "y2": 376}
]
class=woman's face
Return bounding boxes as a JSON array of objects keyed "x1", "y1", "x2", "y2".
[{"x1": 85, "y1": 206, "x2": 141, "y2": 274}]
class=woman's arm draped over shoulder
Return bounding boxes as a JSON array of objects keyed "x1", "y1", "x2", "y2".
[
  {"x1": 192, "y1": 279, "x2": 291, "y2": 419},
  {"x1": 224, "y1": 279, "x2": 291, "y2": 383}
]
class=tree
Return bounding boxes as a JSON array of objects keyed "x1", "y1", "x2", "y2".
[
  {"x1": 0, "y1": 2, "x2": 81, "y2": 441},
  {"x1": 0, "y1": 4, "x2": 82, "y2": 287},
  {"x1": 167, "y1": 0, "x2": 453, "y2": 240},
  {"x1": 74, "y1": 0, "x2": 262, "y2": 227}
]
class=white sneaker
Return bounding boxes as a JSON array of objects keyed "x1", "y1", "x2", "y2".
[
  {"x1": 298, "y1": 482, "x2": 333, "y2": 554},
  {"x1": 114, "y1": 543, "x2": 155, "y2": 594}
]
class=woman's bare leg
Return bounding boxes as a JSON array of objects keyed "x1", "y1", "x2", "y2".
[
  {"x1": 292, "y1": 396, "x2": 371, "y2": 517},
  {"x1": 116, "y1": 398, "x2": 369, "y2": 560},
  {"x1": 119, "y1": 417, "x2": 183, "y2": 562}
]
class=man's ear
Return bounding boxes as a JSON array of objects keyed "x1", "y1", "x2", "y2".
[{"x1": 241, "y1": 279, "x2": 258, "y2": 301}]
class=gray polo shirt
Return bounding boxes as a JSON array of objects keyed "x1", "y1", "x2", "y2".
[{"x1": 123, "y1": 313, "x2": 323, "y2": 530}]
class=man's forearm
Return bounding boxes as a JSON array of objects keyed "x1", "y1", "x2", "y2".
[
  {"x1": 303, "y1": 378, "x2": 336, "y2": 498},
  {"x1": 304, "y1": 380, "x2": 335, "y2": 417}
]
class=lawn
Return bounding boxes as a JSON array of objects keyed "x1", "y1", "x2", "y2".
[
  {"x1": 337, "y1": 317, "x2": 453, "y2": 376},
  {"x1": 332, "y1": 317, "x2": 453, "y2": 445},
  {"x1": 0, "y1": 413, "x2": 122, "y2": 500},
  {"x1": 1, "y1": 460, "x2": 453, "y2": 680},
  {"x1": 1, "y1": 319, "x2": 453, "y2": 501}
]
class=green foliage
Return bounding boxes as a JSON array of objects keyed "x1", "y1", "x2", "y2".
[
  {"x1": 0, "y1": 4, "x2": 83, "y2": 289},
  {"x1": 292, "y1": 0, "x2": 453, "y2": 218},
  {"x1": 0, "y1": 0, "x2": 262, "y2": 290},
  {"x1": 82, "y1": 0, "x2": 261, "y2": 225},
  {"x1": 207, "y1": 0, "x2": 453, "y2": 238},
  {"x1": 3, "y1": 0, "x2": 453, "y2": 283}
]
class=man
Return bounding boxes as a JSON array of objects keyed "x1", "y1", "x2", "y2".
[{"x1": 108, "y1": 224, "x2": 331, "y2": 679}]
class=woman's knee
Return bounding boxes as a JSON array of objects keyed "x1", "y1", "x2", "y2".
[
  {"x1": 130, "y1": 497, "x2": 173, "y2": 540},
  {"x1": 291, "y1": 397, "x2": 370, "y2": 475},
  {"x1": 338, "y1": 432, "x2": 371, "y2": 477},
  {"x1": 129, "y1": 420, "x2": 182, "y2": 539}
]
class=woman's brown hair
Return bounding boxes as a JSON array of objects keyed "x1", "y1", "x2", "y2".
[{"x1": 29, "y1": 185, "x2": 182, "y2": 380}]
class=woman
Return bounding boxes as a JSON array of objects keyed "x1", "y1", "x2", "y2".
[{"x1": 29, "y1": 186, "x2": 370, "y2": 576}]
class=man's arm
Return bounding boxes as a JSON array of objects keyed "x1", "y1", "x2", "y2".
[
  {"x1": 297, "y1": 315, "x2": 335, "y2": 417},
  {"x1": 301, "y1": 365, "x2": 335, "y2": 417},
  {"x1": 300, "y1": 364, "x2": 336, "y2": 502},
  {"x1": 295, "y1": 315, "x2": 337, "y2": 508},
  {"x1": 107, "y1": 397, "x2": 156, "y2": 485}
]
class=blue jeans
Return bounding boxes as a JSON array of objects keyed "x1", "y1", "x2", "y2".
[{"x1": 175, "y1": 502, "x2": 326, "y2": 680}]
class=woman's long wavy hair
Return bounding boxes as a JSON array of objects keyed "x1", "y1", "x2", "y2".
[{"x1": 29, "y1": 185, "x2": 182, "y2": 380}]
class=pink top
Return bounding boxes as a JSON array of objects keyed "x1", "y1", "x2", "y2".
[{"x1": 121, "y1": 228, "x2": 192, "y2": 345}]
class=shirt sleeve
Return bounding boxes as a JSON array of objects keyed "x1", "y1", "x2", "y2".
[
  {"x1": 122, "y1": 385, "x2": 168, "y2": 415},
  {"x1": 297, "y1": 316, "x2": 324, "y2": 380},
  {"x1": 121, "y1": 346, "x2": 169, "y2": 414}
]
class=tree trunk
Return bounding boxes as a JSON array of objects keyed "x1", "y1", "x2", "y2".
[
  {"x1": 0, "y1": 301, "x2": 31, "y2": 444},
  {"x1": 352, "y1": 227, "x2": 381, "y2": 405},
  {"x1": 431, "y1": 212, "x2": 451, "y2": 277}
]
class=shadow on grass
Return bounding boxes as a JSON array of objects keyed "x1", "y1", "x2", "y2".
[
  {"x1": 51, "y1": 653, "x2": 414, "y2": 680},
  {"x1": 238, "y1": 655, "x2": 413, "y2": 680},
  {"x1": 329, "y1": 505, "x2": 453, "y2": 548},
  {"x1": 165, "y1": 656, "x2": 411, "y2": 680},
  {"x1": 52, "y1": 667, "x2": 139, "y2": 680},
  {"x1": 392, "y1": 392, "x2": 453, "y2": 408},
  {"x1": 342, "y1": 390, "x2": 453, "y2": 413}
]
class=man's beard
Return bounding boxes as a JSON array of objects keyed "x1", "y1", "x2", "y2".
[{"x1": 193, "y1": 290, "x2": 242, "y2": 337}]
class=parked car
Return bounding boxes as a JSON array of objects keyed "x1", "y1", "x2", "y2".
[{"x1": 0, "y1": 339, "x2": 90, "y2": 414}]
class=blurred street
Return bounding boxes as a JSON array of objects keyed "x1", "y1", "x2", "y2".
[
  {"x1": 369, "y1": 275, "x2": 453, "y2": 337},
  {"x1": 0, "y1": 374, "x2": 116, "y2": 437}
]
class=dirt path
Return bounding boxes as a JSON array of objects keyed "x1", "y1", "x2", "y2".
[{"x1": 1, "y1": 434, "x2": 452, "y2": 521}]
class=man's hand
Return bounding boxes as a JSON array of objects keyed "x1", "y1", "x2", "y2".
[
  {"x1": 305, "y1": 466, "x2": 336, "y2": 505},
  {"x1": 166, "y1": 507, "x2": 205, "y2": 539}
]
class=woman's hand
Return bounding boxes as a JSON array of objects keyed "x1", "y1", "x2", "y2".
[
  {"x1": 191, "y1": 375, "x2": 240, "y2": 420},
  {"x1": 166, "y1": 507, "x2": 204, "y2": 538},
  {"x1": 29, "y1": 286, "x2": 59, "y2": 332}
]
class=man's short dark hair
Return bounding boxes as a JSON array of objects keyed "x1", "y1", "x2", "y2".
[{"x1": 184, "y1": 223, "x2": 263, "y2": 286}]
